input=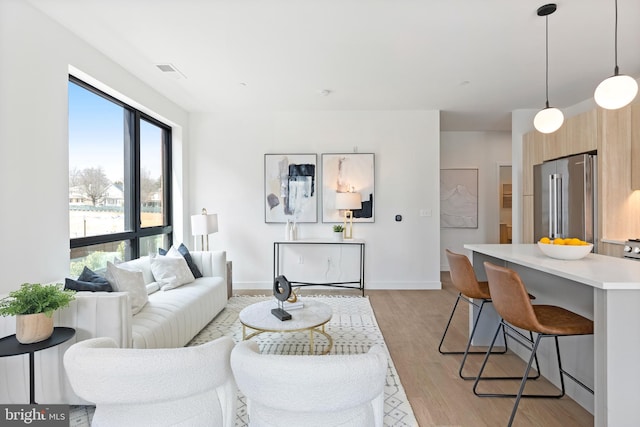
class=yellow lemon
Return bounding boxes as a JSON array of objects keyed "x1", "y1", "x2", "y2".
[
  {"x1": 539, "y1": 237, "x2": 551, "y2": 244},
  {"x1": 553, "y1": 238, "x2": 565, "y2": 245}
]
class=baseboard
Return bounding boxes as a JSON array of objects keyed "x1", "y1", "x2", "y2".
[{"x1": 233, "y1": 281, "x2": 442, "y2": 291}]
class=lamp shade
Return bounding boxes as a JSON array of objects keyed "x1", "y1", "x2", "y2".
[
  {"x1": 594, "y1": 74, "x2": 638, "y2": 110},
  {"x1": 335, "y1": 192, "x2": 362, "y2": 210},
  {"x1": 191, "y1": 213, "x2": 218, "y2": 236},
  {"x1": 533, "y1": 107, "x2": 564, "y2": 134}
]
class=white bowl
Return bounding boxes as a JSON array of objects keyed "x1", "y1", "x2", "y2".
[{"x1": 537, "y1": 242, "x2": 593, "y2": 260}]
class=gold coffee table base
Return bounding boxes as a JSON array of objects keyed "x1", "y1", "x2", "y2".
[{"x1": 241, "y1": 324, "x2": 333, "y2": 355}]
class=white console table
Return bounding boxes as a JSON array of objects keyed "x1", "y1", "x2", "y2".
[{"x1": 273, "y1": 239, "x2": 365, "y2": 295}]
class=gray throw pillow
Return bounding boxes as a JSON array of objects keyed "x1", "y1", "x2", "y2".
[{"x1": 65, "y1": 267, "x2": 113, "y2": 292}]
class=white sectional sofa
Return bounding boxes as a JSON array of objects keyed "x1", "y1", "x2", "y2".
[{"x1": 0, "y1": 250, "x2": 228, "y2": 404}]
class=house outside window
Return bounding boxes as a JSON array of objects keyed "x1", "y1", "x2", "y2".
[{"x1": 68, "y1": 77, "x2": 172, "y2": 276}]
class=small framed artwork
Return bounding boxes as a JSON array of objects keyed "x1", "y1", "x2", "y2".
[
  {"x1": 264, "y1": 154, "x2": 317, "y2": 223},
  {"x1": 440, "y1": 168, "x2": 478, "y2": 228},
  {"x1": 322, "y1": 153, "x2": 375, "y2": 223}
]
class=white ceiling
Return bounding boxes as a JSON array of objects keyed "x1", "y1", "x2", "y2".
[{"x1": 28, "y1": 0, "x2": 640, "y2": 131}]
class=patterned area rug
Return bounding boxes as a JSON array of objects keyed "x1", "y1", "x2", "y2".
[{"x1": 70, "y1": 295, "x2": 418, "y2": 427}]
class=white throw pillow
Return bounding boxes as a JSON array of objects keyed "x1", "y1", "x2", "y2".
[
  {"x1": 106, "y1": 262, "x2": 149, "y2": 315},
  {"x1": 146, "y1": 281, "x2": 161, "y2": 295},
  {"x1": 151, "y1": 255, "x2": 196, "y2": 291},
  {"x1": 165, "y1": 245, "x2": 182, "y2": 258}
]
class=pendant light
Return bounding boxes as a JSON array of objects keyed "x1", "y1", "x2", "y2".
[
  {"x1": 534, "y1": 4, "x2": 564, "y2": 134},
  {"x1": 594, "y1": 0, "x2": 638, "y2": 110}
]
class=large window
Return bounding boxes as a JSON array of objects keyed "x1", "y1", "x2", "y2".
[{"x1": 68, "y1": 77, "x2": 172, "y2": 275}]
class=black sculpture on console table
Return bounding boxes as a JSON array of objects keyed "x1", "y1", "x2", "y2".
[{"x1": 272, "y1": 275, "x2": 292, "y2": 321}]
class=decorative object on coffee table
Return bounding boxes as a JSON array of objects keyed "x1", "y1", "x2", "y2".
[
  {"x1": 287, "y1": 286, "x2": 301, "y2": 303},
  {"x1": 272, "y1": 275, "x2": 292, "y2": 320},
  {"x1": 0, "y1": 283, "x2": 75, "y2": 344}
]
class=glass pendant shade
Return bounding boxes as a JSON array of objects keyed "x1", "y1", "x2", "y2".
[
  {"x1": 534, "y1": 106, "x2": 564, "y2": 134},
  {"x1": 594, "y1": 74, "x2": 638, "y2": 110}
]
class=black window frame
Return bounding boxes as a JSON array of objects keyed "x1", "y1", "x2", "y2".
[{"x1": 69, "y1": 75, "x2": 173, "y2": 260}]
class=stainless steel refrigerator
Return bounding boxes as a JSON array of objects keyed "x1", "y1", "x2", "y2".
[{"x1": 533, "y1": 153, "x2": 597, "y2": 250}]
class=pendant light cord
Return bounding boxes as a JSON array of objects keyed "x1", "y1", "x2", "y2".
[
  {"x1": 614, "y1": 0, "x2": 619, "y2": 75},
  {"x1": 545, "y1": 14, "x2": 550, "y2": 108}
]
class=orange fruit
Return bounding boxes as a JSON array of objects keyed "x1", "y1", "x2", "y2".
[
  {"x1": 539, "y1": 237, "x2": 551, "y2": 244},
  {"x1": 553, "y1": 238, "x2": 565, "y2": 245}
]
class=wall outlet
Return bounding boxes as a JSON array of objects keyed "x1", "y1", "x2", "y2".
[{"x1": 419, "y1": 209, "x2": 433, "y2": 217}]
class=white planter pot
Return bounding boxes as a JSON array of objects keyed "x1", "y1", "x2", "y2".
[
  {"x1": 332, "y1": 232, "x2": 343, "y2": 242},
  {"x1": 16, "y1": 313, "x2": 54, "y2": 344}
]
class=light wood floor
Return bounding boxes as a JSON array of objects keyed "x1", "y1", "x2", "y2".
[
  {"x1": 368, "y1": 272, "x2": 594, "y2": 427},
  {"x1": 238, "y1": 274, "x2": 594, "y2": 426}
]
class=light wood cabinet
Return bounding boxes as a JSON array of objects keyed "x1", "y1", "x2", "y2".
[
  {"x1": 522, "y1": 131, "x2": 544, "y2": 196},
  {"x1": 543, "y1": 110, "x2": 597, "y2": 160},
  {"x1": 631, "y1": 104, "x2": 640, "y2": 190},
  {"x1": 598, "y1": 105, "x2": 634, "y2": 240},
  {"x1": 540, "y1": 129, "x2": 560, "y2": 161},
  {"x1": 522, "y1": 195, "x2": 534, "y2": 243}
]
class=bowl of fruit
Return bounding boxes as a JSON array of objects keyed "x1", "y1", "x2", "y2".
[{"x1": 537, "y1": 237, "x2": 593, "y2": 260}]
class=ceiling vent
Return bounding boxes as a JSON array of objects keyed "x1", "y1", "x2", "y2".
[{"x1": 155, "y1": 63, "x2": 186, "y2": 79}]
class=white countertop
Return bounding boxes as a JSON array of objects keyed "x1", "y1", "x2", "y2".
[{"x1": 464, "y1": 243, "x2": 640, "y2": 290}]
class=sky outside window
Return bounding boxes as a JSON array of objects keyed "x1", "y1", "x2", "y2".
[{"x1": 68, "y1": 81, "x2": 125, "y2": 182}]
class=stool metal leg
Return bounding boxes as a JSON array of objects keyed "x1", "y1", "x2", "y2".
[
  {"x1": 473, "y1": 321, "x2": 544, "y2": 397},
  {"x1": 507, "y1": 334, "x2": 593, "y2": 426},
  {"x1": 458, "y1": 299, "x2": 507, "y2": 379},
  {"x1": 439, "y1": 294, "x2": 508, "y2": 380},
  {"x1": 508, "y1": 334, "x2": 549, "y2": 426}
]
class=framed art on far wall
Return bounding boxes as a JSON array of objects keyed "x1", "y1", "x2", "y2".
[
  {"x1": 322, "y1": 153, "x2": 375, "y2": 223},
  {"x1": 264, "y1": 154, "x2": 317, "y2": 223},
  {"x1": 440, "y1": 168, "x2": 478, "y2": 228}
]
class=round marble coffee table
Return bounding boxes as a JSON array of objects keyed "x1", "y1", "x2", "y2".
[{"x1": 239, "y1": 300, "x2": 333, "y2": 355}]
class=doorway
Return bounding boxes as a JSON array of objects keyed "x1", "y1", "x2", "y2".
[{"x1": 499, "y1": 165, "x2": 512, "y2": 244}]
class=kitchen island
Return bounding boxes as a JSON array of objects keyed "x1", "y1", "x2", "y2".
[{"x1": 464, "y1": 243, "x2": 640, "y2": 427}]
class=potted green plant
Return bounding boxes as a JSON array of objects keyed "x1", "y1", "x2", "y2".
[
  {"x1": 332, "y1": 224, "x2": 344, "y2": 241},
  {"x1": 0, "y1": 283, "x2": 75, "y2": 344}
]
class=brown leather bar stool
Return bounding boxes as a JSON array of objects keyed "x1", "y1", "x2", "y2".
[
  {"x1": 440, "y1": 250, "x2": 539, "y2": 380},
  {"x1": 474, "y1": 262, "x2": 594, "y2": 427}
]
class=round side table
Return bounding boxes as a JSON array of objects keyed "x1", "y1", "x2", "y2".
[{"x1": 0, "y1": 326, "x2": 75, "y2": 404}]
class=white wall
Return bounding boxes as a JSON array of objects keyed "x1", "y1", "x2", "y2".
[
  {"x1": 0, "y1": 0, "x2": 188, "y2": 294},
  {"x1": 188, "y1": 110, "x2": 442, "y2": 290},
  {"x1": 440, "y1": 131, "x2": 512, "y2": 269}
]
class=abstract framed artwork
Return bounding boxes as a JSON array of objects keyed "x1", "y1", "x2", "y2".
[
  {"x1": 322, "y1": 153, "x2": 375, "y2": 223},
  {"x1": 440, "y1": 168, "x2": 478, "y2": 228},
  {"x1": 264, "y1": 154, "x2": 317, "y2": 223}
]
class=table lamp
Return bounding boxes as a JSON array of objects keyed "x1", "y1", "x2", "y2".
[
  {"x1": 191, "y1": 208, "x2": 218, "y2": 250},
  {"x1": 335, "y1": 192, "x2": 362, "y2": 239}
]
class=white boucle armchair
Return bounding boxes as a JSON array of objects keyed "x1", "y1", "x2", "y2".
[
  {"x1": 63, "y1": 336, "x2": 236, "y2": 427},
  {"x1": 230, "y1": 340, "x2": 388, "y2": 427}
]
